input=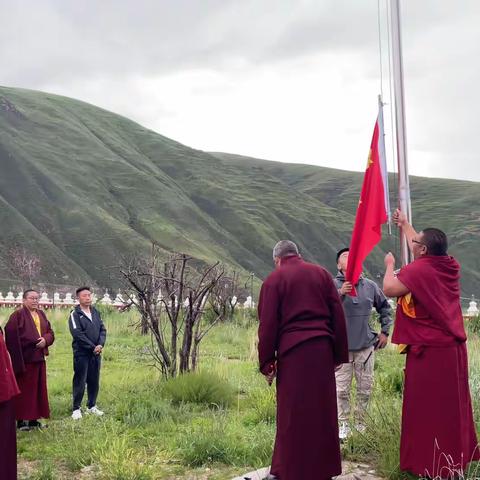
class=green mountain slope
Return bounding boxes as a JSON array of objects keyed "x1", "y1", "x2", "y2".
[
  {"x1": 1, "y1": 86, "x2": 479, "y2": 295},
  {"x1": 213, "y1": 152, "x2": 480, "y2": 294}
]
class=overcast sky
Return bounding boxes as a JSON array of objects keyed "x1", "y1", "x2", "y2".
[{"x1": 2, "y1": 0, "x2": 480, "y2": 182}]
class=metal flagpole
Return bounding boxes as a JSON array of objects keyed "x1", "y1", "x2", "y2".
[
  {"x1": 377, "y1": 94, "x2": 392, "y2": 235},
  {"x1": 390, "y1": 0, "x2": 412, "y2": 266}
]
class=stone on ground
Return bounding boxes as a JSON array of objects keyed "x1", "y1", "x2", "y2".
[
  {"x1": 231, "y1": 466, "x2": 270, "y2": 480},
  {"x1": 233, "y1": 461, "x2": 383, "y2": 480}
]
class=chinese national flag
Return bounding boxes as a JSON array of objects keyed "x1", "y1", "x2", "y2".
[{"x1": 345, "y1": 108, "x2": 389, "y2": 294}]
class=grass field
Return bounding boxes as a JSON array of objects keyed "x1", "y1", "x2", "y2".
[{"x1": 1, "y1": 308, "x2": 479, "y2": 480}]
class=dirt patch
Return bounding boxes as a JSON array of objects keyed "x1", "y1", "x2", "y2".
[{"x1": 18, "y1": 460, "x2": 98, "y2": 480}]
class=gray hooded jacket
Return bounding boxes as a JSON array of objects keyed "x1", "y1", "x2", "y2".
[{"x1": 334, "y1": 272, "x2": 392, "y2": 351}]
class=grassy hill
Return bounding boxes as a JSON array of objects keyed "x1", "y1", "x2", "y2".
[{"x1": 1, "y1": 86, "x2": 479, "y2": 295}]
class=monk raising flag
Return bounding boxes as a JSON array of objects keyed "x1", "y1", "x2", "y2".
[{"x1": 346, "y1": 101, "x2": 390, "y2": 293}]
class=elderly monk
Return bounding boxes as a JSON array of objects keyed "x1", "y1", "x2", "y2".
[
  {"x1": 258, "y1": 240, "x2": 348, "y2": 480},
  {"x1": 0, "y1": 327, "x2": 20, "y2": 480},
  {"x1": 5, "y1": 289, "x2": 55, "y2": 430},
  {"x1": 383, "y1": 209, "x2": 479, "y2": 478}
]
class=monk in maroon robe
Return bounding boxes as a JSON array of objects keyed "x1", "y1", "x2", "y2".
[
  {"x1": 383, "y1": 209, "x2": 479, "y2": 478},
  {"x1": 0, "y1": 327, "x2": 20, "y2": 480},
  {"x1": 5, "y1": 289, "x2": 55, "y2": 429},
  {"x1": 258, "y1": 240, "x2": 348, "y2": 480}
]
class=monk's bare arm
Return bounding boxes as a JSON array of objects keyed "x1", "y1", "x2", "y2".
[
  {"x1": 402, "y1": 223, "x2": 417, "y2": 254},
  {"x1": 393, "y1": 208, "x2": 417, "y2": 253},
  {"x1": 383, "y1": 253, "x2": 409, "y2": 297}
]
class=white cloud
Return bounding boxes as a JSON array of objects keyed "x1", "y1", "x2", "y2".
[{"x1": 1, "y1": 0, "x2": 480, "y2": 181}]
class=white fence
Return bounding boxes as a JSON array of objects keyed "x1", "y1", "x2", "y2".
[
  {"x1": 0, "y1": 291, "x2": 257, "y2": 310},
  {"x1": 2, "y1": 289, "x2": 478, "y2": 317}
]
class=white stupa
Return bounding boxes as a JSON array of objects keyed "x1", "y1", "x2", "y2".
[
  {"x1": 5, "y1": 291, "x2": 16, "y2": 302},
  {"x1": 467, "y1": 299, "x2": 479, "y2": 317},
  {"x1": 244, "y1": 296, "x2": 255, "y2": 308},
  {"x1": 64, "y1": 292, "x2": 75, "y2": 305},
  {"x1": 101, "y1": 291, "x2": 112, "y2": 305},
  {"x1": 113, "y1": 292, "x2": 125, "y2": 307},
  {"x1": 40, "y1": 292, "x2": 50, "y2": 304}
]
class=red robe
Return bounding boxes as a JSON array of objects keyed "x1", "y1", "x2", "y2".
[
  {"x1": 5, "y1": 307, "x2": 55, "y2": 420},
  {"x1": 393, "y1": 255, "x2": 480, "y2": 477},
  {"x1": 0, "y1": 328, "x2": 20, "y2": 480},
  {"x1": 258, "y1": 255, "x2": 348, "y2": 480}
]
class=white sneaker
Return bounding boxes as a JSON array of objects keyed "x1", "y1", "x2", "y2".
[
  {"x1": 87, "y1": 406, "x2": 104, "y2": 416},
  {"x1": 71, "y1": 409, "x2": 82, "y2": 420},
  {"x1": 339, "y1": 421, "x2": 351, "y2": 440}
]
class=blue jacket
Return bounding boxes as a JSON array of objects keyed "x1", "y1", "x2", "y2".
[{"x1": 68, "y1": 305, "x2": 107, "y2": 356}]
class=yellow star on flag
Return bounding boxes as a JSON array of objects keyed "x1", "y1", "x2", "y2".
[{"x1": 366, "y1": 150, "x2": 374, "y2": 169}]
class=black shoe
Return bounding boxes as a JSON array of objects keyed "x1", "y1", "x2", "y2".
[
  {"x1": 17, "y1": 420, "x2": 31, "y2": 431},
  {"x1": 28, "y1": 420, "x2": 47, "y2": 429}
]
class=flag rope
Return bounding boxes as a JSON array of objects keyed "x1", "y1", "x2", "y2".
[
  {"x1": 377, "y1": 0, "x2": 385, "y2": 100},
  {"x1": 385, "y1": 0, "x2": 400, "y2": 257}
]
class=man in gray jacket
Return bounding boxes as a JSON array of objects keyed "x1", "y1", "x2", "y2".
[{"x1": 334, "y1": 248, "x2": 392, "y2": 440}]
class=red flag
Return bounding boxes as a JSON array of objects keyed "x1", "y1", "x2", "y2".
[{"x1": 345, "y1": 110, "x2": 389, "y2": 294}]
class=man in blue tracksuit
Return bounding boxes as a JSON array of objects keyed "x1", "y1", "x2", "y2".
[{"x1": 68, "y1": 286, "x2": 107, "y2": 420}]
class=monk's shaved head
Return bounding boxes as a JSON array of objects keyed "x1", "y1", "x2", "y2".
[
  {"x1": 273, "y1": 240, "x2": 299, "y2": 259},
  {"x1": 421, "y1": 228, "x2": 448, "y2": 256},
  {"x1": 23, "y1": 289, "x2": 39, "y2": 311},
  {"x1": 23, "y1": 289, "x2": 39, "y2": 299}
]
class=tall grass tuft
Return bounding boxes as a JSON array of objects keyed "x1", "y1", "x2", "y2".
[
  {"x1": 243, "y1": 387, "x2": 276, "y2": 425},
  {"x1": 375, "y1": 364, "x2": 404, "y2": 396},
  {"x1": 175, "y1": 415, "x2": 273, "y2": 468},
  {"x1": 466, "y1": 315, "x2": 480, "y2": 337},
  {"x1": 344, "y1": 395, "x2": 403, "y2": 479},
  {"x1": 94, "y1": 436, "x2": 153, "y2": 480},
  {"x1": 31, "y1": 460, "x2": 56, "y2": 480},
  {"x1": 162, "y1": 370, "x2": 235, "y2": 408},
  {"x1": 114, "y1": 389, "x2": 176, "y2": 426}
]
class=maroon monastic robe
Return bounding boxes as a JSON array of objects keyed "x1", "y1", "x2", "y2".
[
  {"x1": 258, "y1": 255, "x2": 348, "y2": 480},
  {"x1": 0, "y1": 328, "x2": 20, "y2": 480},
  {"x1": 393, "y1": 255, "x2": 480, "y2": 477},
  {"x1": 5, "y1": 307, "x2": 54, "y2": 420}
]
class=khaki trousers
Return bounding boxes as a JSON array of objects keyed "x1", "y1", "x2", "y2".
[{"x1": 335, "y1": 346, "x2": 374, "y2": 423}]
